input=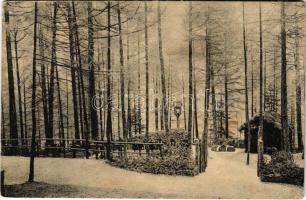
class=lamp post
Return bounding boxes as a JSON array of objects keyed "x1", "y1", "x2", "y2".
[{"x1": 174, "y1": 101, "x2": 182, "y2": 128}]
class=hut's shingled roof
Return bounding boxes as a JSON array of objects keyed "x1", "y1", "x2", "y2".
[{"x1": 239, "y1": 112, "x2": 282, "y2": 132}]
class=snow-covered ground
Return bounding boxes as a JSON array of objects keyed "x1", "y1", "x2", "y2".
[{"x1": 1, "y1": 149, "x2": 304, "y2": 198}]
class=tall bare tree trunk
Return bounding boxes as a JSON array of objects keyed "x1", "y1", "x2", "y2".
[
  {"x1": 251, "y1": 53, "x2": 254, "y2": 116},
  {"x1": 127, "y1": 79, "x2": 131, "y2": 138},
  {"x1": 1, "y1": 100, "x2": 6, "y2": 144},
  {"x1": 67, "y1": 3, "x2": 80, "y2": 141},
  {"x1": 220, "y1": 96, "x2": 224, "y2": 138},
  {"x1": 202, "y1": 21, "x2": 210, "y2": 172},
  {"x1": 72, "y1": 1, "x2": 89, "y2": 145},
  {"x1": 137, "y1": 30, "x2": 142, "y2": 134},
  {"x1": 133, "y1": 91, "x2": 137, "y2": 136},
  {"x1": 106, "y1": 1, "x2": 113, "y2": 160},
  {"x1": 117, "y1": 76, "x2": 121, "y2": 139},
  {"x1": 77, "y1": 72, "x2": 84, "y2": 140},
  {"x1": 242, "y1": 2, "x2": 252, "y2": 165},
  {"x1": 38, "y1": 27, "x2": 49, "y2": 146},
  {"x1": 280, "y1": 1, "x2": 289, "y2": 152},
  {"x1": 182, "y1": 74, "x2": 187, "y2": 130},
  {"x1": 4, "y1": 3, "x2": 18, "y2": 147},
  {"x1": 167, "y1": 73, "x2": 170, "y2": 129},
  {"x1": 224, "y1": 62, "x2": 229, "y2": 139},
  {"x1": 98, "y1": 49, "x2": 104, "y2": 140},
  {"x1": 37, "y1": 102, "x2": 41, "y2": 141},
  {"x1": 145, "y1": 1, "x2": 150, "y2": 138},
  {"x1": 294, "y1": 27, "x2": 303, "y2": 151},
  {"x1": 13, "y1": 31, "x2": 24, "y2": 145},
  {"x1": 111, "y1": 71, "x2": 114, "y2": 140},
  {"x1": 87, "y1": 2, "x2": 98, "y2": 143},
  {"x1": 66, "y1": 67, "x2": 70, "y2": 141},
  {"x1": 126, "y1": 28, "x2": 132, "y2": 138},
  {"x1": 187, "y1": 2, "x2": 193, "y2": 145},
  {"x1": 290, "y1": 104, "x2": 295, "y2": 151},
  {"x1": 211, "y1": 64, "x2": 217, "y2": 139},
  {"x1": 28, "y1": 2, "x2": 38, "y2": 182},
  {"x1": 193, "y1": 69, "x2": 199, "y2": 139},
  {"x1": 160, "y1": 80, "x2": 164, "y2": 130},
  {"x1": 55, "y1": 62, "x2": 65, "y2": 146},
  {"x1": 23, "y1": 81, "x2": 28, "y2": 144},
  {"x1": 47, "y1": 2, "x2": 58, "y2": 145},
  {"x1": 117, "y1": 2, "x2": 127, "y2": 142},
  {"x1": 46, "y1": 64, "x2": 50, "y2": 95},
  {"x1": 97, "y1": 46, "x2": 103, "y2": 140},
  {"x1": 257, "y1": 2, "x2": 264, "y2": 175},
  {"x1": 154, "y1": 74, "x2": 159, "y2": 131},
  {"x1": 169, "y1": 67, "x2": 172, "y2": 129},
  {"x1": 99, "y1": 49, "x2": 105, "y2": 140},
  {"x1": 76, "y1": 72, "x2": 84, "y2": 139},
  {"x1": 158, "y1": 2, "x2": 168, "y2": 134},
  {"x1": 264, "y1": 52, "x2": 267, "y2": 111},
  {"x1": 103, "y1": 68, "x2": 106, "y2": 139},
  {"x1": 273, "y1": 48, "x2": 277, "y2": 112}
]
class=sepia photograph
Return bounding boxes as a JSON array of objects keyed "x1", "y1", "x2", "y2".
[{"x1": 0, "y1": 0, "x2": 305, "y2": 198}]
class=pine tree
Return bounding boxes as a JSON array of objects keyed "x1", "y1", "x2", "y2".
[
  {"x1": 158, "y1": 2, "x2": 168, "y2": 134},
  {"x1": 145, "y1": 1, "x2": 150, "y2": 138},
  {"x1": 187, "y1": 2, "x2": 193, "y2": 145},
  {"x1": 242, "y1": 2, "x2": 252, "y2": 165},
  {"x1": 280, "y1": 1, "x2": 290, "y2": 152},
  {"x1": 47, "y1": 2, "x2": 58, "y2": 145},
  {"x1": 4, "y1": 3, "x2": 18, "y2": 147},
  {"x1": 87, "y1": 1, "x2": 99, "y2": 142},
  {"x1": 28, "y1": 1, "x2": 38, "y2": 183},
  {"x1": 106, "y1": 1, "x2": 113, "y2": 160},
  {"x1": 67, "y1": 2, "x2": 80, "y2": 141},
  {"x1": 13, "y1": 29, "x2": 24, "y2": 145}
]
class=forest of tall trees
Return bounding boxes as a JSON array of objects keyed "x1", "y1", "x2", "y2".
[{"x1": 1, "y1": 1, "x2": 305, "y2": 184}]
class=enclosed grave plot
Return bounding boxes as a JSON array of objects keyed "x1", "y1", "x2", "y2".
[{"x1": 109, "y1": 129, "x2": 199, "y2": 176}]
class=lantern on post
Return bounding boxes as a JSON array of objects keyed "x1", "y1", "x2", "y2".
[{"x1": 174, "y1": 101, "x2": 182, "y2": 128}]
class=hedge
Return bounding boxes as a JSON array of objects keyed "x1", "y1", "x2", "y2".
[{"x1": 109, "y1": 129, "x2": 199, "y2": 176}]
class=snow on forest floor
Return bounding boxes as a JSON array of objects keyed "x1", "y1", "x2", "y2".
[{"x1": 1, "y1": 149, "x2": 304, "y2": 198}]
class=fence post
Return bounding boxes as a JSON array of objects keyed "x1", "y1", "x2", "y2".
[
  {"x1": 52, "y1": 144, "x2": 56, "y2": 157},
  {"x1": 199, "y1": 139, "x2": 202, "y2": 173},
  {"x1": 63, "y1": 140, "x2": 66, "y2": 158},
  {"x1": 72, "y1": 141, "x2": 76, "y2": 158},
  {"x1": 35, "y1": 141, "x2": 39, "y2": 157},
  {"x1": 1, "y1": 170, "x2": 4, "y2": 196},
  {"x1": 104, "y1": 145, "x2": 106, "y2": 159},
  {"x1": 119, "y1": 144, "x2": 122, "y2": 159},
  {"x1": 160, "y1": 144, "x2": 163, "y2": 159},
  {"x1": 124, "y1": 143, "x2": 127, "y2": 158},
  {"x1": 95, "y1": 142, "x2": 98, "y2": 160},
  {"x1": 195, "y1": 139, "x2": 199, "y2": 166}
]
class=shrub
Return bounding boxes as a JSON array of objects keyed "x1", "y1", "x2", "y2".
[
  {"x1": 109, "y1": 129, "x2": 198, "y2": 176},
  {"x1": 110, "y1": 155, "x2": 198, "y2": 176},
  {"x1": 270, "y1": 151, "x2": 294, "y2": 164},
  {"x1": 261, "y1": 151, "x2": 304, "y2": 186},
  {"x1": 213, "y1": 138, "x2": 236, "y2": 147}
]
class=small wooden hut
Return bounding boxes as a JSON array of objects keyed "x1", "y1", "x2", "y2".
[{"x1": 239, "y1": 112, "x2": 290, "y2": 153}]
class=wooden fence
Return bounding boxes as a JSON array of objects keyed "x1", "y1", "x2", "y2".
[{"x1": 1, "y1": 138, "x2": 164, "y2": 159}]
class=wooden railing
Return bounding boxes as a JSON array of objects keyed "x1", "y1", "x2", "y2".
[{"x1": 1, "y1": 138, "x2": 164, "y2": 159}]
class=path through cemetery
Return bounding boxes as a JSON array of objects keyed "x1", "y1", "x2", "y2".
[{"x1": 2, "y1": 149, "x2": 303, "y2": 198}]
